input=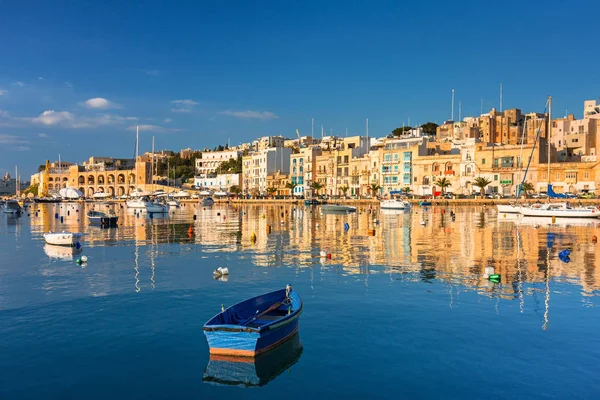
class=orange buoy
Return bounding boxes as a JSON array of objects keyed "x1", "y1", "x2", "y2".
[
  {"x1": 593, "y1": 235, "x2": 598, "y2": 243},
  {"x1": 188, "y1": 226, "x2": 194, "y2": 235},
  {"x1": 327, "y1": 253, "x2": 332, "y2": 259}
]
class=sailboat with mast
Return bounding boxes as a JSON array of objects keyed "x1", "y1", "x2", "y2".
[
  {"x1": 520, "y1": 96, "x2": 599, "y2": 218},
  {"x1": 126, "y1": 126, "x2": 168, "y2": 213}
]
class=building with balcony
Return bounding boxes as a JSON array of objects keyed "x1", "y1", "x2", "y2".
[
  {"x1": 194, "y1": 173, "x2": 241, "y2": 191},
  {"x1": 290, "y1": 146, "x2": 321, "y2": 197},
  {"x1": 195, "y1": 149, "x2": 243, "y2": 176}
]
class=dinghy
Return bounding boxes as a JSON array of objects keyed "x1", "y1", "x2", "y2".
[
  {"x1": 321, "y1": 204, "x2": 356, "y2": 213},
  {"x1": 203, "y1": 285, "x2": 302, "y2": 357},
  {"x1": 43, "y1": 231, "x2": 83, "y2": 247},
  {"x1": 87, "y1": 210, "x2": 118, "y2": 226}
]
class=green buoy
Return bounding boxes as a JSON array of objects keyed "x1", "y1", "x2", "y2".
[{"x1": 488, "y1": 274, "x2": 501, "y2": 283}]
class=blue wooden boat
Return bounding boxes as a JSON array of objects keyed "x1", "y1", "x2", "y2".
[
  {"x1": 203, "y1": 332, "x2": 303, "y2": 387},
  {"x1": 203, "y1": 285, "x2": 302, "y2": 357},
  {"x1": 419, "y1": 201, "x2": 432, "y2": 206}
]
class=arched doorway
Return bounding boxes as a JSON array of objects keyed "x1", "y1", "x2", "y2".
[
  {"x1": 128, "y1": 173, "x2": 135, "y2": 184},
  {"x1": 108, "y1": 174, "x2": 115, "y2": 184},
  {"x1": 88, "y1": 175, "x2": 95, "y2": 185},
  {"x1": 78, "y1": 175, "x2": 85, "y2": 185},
  {"x1": 118, "y1": 186, "x2": 125, "y2": 196},
  {"x1": 118, "y1": 174, "x2": 125, "y2": 184},
  {"x1": 108, "y1": 187, "x2": 115, "y2": 197},
  {"x1": 98, "y1": 175, "x2": 105, "y2": 185},
  {"x1": 88, "y1": 187, "x2": 95, "y2": 197}
]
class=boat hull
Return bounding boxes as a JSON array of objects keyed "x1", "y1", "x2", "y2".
[
  {"x1": 321, "y1": 205, "x2": 356, "y2": 213},
  {"x1": 88, "y1": 216, "x2": 119, "y2": 225},
  {"x1": 496, "y1": 204, "x2": 522, "y2": 214},
  {"x1": 203, "y1": 289, "x2": 302, "y2": 358},
  {"x1": 43, "y1": 232, "x2": 83, "y2": 247},
  {"x1": 380, "y1": 200, "x2": 410, "y2": 210},
  {"x1": 520, "y1": 208, "x2": 600, "y2": 218},
  {"x1": 201, "y1": 198, "x2": 215, "y2": 206}
]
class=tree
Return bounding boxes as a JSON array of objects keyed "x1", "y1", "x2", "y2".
[
  {"x1": 38, "y1": 164, "x2": 46, "y2": 172},
  {"x1": 473, "y1": 177, "x2": 492, "y2": 198},
  {"x1": 339, "y1": 185, "x2": 349, "y2": 197},
  {"x1": 434, "y1": 177, "x2": 451, "y2": 195},
  {"x1": 266, "y1": 187, "x2": 277, "y2": 197},
  {"x1": 369, "y1": 182, "x2": 381, "y2": 196},
  {"x1": 286, "y1": 182, "x2": 297, "y2": 197},
  {"x1": 229, "y1": 185, "x2": 242, "y2": 195},
  {"x1": 421, "y1": 122, "x2": 439, "y2": 136},
  {"x1": 310, "y1": 181, "x2": 324, "y2": 196},
  {"x1": 218, "y1": 157, "x2": 242, "y2": 174},
  {"x1": 402, "y1": 186, "x2": 412, "y2": 195},
  {"x1": 392, "y1": 126, "x2": 413, "y2": 136},
  {"x1": 520, "y1": 181, "x2": 534, "y2": 197}
]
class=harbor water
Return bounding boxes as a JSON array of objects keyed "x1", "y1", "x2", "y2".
[{"x1": 1, "y1": 202, "x2": 600, "y2": 399}]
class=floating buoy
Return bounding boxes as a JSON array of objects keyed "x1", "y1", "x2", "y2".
[
  {"x1": 266, "y1": 224, "x2": 271, "y2": 234},
  {"x1": 488, "y1": 274, "x2": 501, "y2": 283},
  {"x1": 368, "y1": 229, "x2": 375, "y2": 236},
  {"x1": 81, "y1": 255, "x2": 88, "y2": 263},
  {"x1": 316, "y1": 223, "x2": 319, "y2": 227},
  {"x1": 320, "y1": 250, "x2": 327, "y2": 257},
  {"x1": 188, "y1": 226, "x2": 194, "y2": 235},
  {"x1": 327, "y1": 253, "x2": 332, "y2": 259},
  {"x1": 558, "y1": 249, "x2": 571, "y2": 258},
  {"x1": 420, "y1": 220, "x2": 426, "y2": 226},
  {"x1": 193, "y1": 214, "x2": 197, "y2": 220},
  {"x1": 213, "y1": 267, "x2": 229, "y2": 277},
  {"x1": 592, "y1": 235, "x2": 598, "y2": 243},
  {"x1": 250, "y1": 232, "x2": 257, "y2": 242},
  {"x1": 344, "y1": 223, "x2": 350, "y2": 231},
  {"x1": 262, "y1": 214, "x2": 265, "y2": 219}
]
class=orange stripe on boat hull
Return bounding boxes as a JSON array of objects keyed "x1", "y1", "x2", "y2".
[{"x1": 209, "y1": 327, "x2": 299, "y2": 358}]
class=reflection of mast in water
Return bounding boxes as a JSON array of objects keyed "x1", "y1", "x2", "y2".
[
  {"x1": 516, "y1": 227, "x2": 525, "y2": 313},
  {"x1": 134, "y1": 239, "x2": 141, "y2": 293},
  {"x1": 543, "y1": 245, "x2": 551, "y2": 330}
]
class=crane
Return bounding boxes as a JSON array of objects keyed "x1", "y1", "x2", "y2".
[
  {"x1": 41, "y1": 159, "x2": 50, "y2": 197},
  {"x1": 296, "y1": 129, "x2": 304, "y2": 148}
]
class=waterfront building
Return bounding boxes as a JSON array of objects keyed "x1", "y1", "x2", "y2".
[
  {"x1": 194, "y1": 173, "x2": 241, "y2": 191},
  {"x1": 349, "y1": 154, "x2": 374, "y2": 197},
  {"x1": 252, "y1": 135, "x2": 285, "y2": 151},
  {"x1": 411, "y1": 143, "x2": 461, "y2": 196},
  {"x1": 242, "y1": 147, "x2": 291, "y2": 195},
  {"x1": 290, "y1": 146, "x2": 321, "y2": 197},
  {"x1": 266, "y1": 171, "x2": 290, "y2": 196},
  {"x1": 195, "y1": 149, "x2": 243, "y2": 176},
  {"x1": 329, "y1": 136, "x2": 370, "y2": 196},
  {"x1": 376, "y1": 137, "x2": 426, "y2": 196},
  {"x1": 62, "y1": 157, "x2": 151, "y2": 197},
  {"x1": 584, "y1": 99, "x2": 600, "y2": 119}
]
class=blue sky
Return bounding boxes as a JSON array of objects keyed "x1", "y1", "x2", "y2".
[{"x1": 1, "y1": 0, "x2": 599, "y2": 178}]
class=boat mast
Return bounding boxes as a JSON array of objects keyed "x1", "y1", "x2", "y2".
[
  {"x1": 135, "y1": 125, "x2": 139, "y2": 193},
  {"x1": 152, "y1": 136, "x2": 155, "y2": 193},
  {"x1": 547, "y1": 96, "x2": 552, "y2": 195}
]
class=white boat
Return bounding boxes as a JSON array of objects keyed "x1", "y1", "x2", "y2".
[
  {"x1": 43, "y1": 231, "x2": 83, "y2": 247},
  {"x1": 380, "y1": 199, "x2": 411, "y2": 210},
  {"x1": 167, "y1": 199, "x2": 180, "y2": 207},
  {"x1": 497, "y1": 203, "x2": 525, "y2": 214},
  {"x1": 92, "y1": 192, "x2": 112, "y2": 200},
  {"x1": 172, "y1": 190, "x2": 190, "y2": 198},
  {"x1": 214, "y1": 191, "x2": 228, "y2": 197},
  {"x1": 59, "y1": 187, "x2": 84, "y2": 200},
  {"x1": 87, "y1": 210, "x2": 118, "y2": 225},
  {"x1": 1, "y1": 200, "x2": 22, "y2": 214},
  {"x1": 126, "y1": 198, "x2": 147, "y2": 209},
  {"x1": 322, "y1": 204, "x2": 357, "y2": 213},
  {"x1": 519, "y1": 202, "x2": 600, "y2": 219}
]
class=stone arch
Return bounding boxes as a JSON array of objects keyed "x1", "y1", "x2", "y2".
[
  {"x1": 108, "y1": 174, "x2": 115, "y2": 184},
  {"x1": 88, "y1": 175, "x2": 95, "y2": 185},
  {"x1": 78, "y1": 175, "x2": 85, "y2": 185},
  {"x1": 432, "y1": 162, "x2": 440, "y2": 174},
  {"x1": 129, "y1": 185, "x2": 135, "y2": 193},
  {"x1": 48, "y1": 183, "x2": 54, "y2": 190},
  {"x1": 569, "y1": 185, "x2": 576, "y2": 193},
  {"x1": 48, "y1": 177, "x2": 54, "y2": 182},
  {"x1": 88, "y1": 187, "x2": 95, "y2": 197},
  {"x1": 79, "y1": 187, "x2": 85, "y2": 193},
  {"x1": 108, "y1": 186, "x2": 115, "y2": 196},
  {"x1": 98, "y1": 174, "x2": 105, "y2": 185},
  {"x1": 97, "y1": 186, "x2": 105, "y2": 193},
  {"x1": 423, "y1": 177, "x2": 430, "y2": 185},
  {"x1": 128, "y1": 173, "x2": 135, "y2": 184},
  {"x1": 118, "y1": 186, "x2": 125, "y2": 196},
  {"x1": 445, "y1": 162, "x2": 453, "y2": 172},
  {"x1": 118, "y1": 173, "x2": 125, "y2": 184},
  {"x1": 62, "y1": 182, "x2": 67, "y2": 188},
  {"x1": 62, "y1": 177, "x2": 68, "y2": 182}
]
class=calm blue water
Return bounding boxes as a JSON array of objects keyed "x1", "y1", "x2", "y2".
[{"x1": 1, "y1": 203, "x2": 600, "y2": 399}]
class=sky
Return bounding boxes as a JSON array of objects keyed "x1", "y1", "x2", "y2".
[{"x1": 1, "y1": 0, "x2": 599, "y2": 178}]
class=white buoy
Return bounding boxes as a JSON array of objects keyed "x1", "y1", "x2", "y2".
[
  {"x1": 213, "y1": 267, "x2": 229, "y2": 277},
  {"x1": 484, "y1": 266, "x2": 495, "y2": 276},
  {"x1": 420, "y1": 220, "x2": 426, "y2": 226},
  {"x1": 81, "y1": 255, "x2": 88, "y2": 263},
  {"x1": 316, "y1": 223, "x2": 319, "y2": 227},
  {"x1": 319, "y1": 251, "x2": 327, "y2": 257}
]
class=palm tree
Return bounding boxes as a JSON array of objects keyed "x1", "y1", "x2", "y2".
[
  {"x1": 266, "y1": 187, "x2": 277, "y2": 197},
  {"x1": 434, "y1": 177, "x2": 451, "y2": 196},
  {"x1": 401, "y1": 186, "x2": 412, "y2": 197},
  {"x1": 286, "y1": 182, "x2": 297, "y2": 198},
  {"x1": 369, "y1": 182, "x2": 381, "y2": 196},
  {"x1": 310, "y1": 181, "x2": 324, "y2": 196},
  {"x1": 473, "y1": 176, "x2": 492, "y2": 198},
  {"x1": 521, "y1": 181, "x2": 535, "y2": 198},
  {"x1": 339, "y1": 185, "x2": 349, "y2": 197}
]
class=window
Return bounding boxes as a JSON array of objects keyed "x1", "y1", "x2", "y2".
[
  {"x1": 482, "y1": 158, "x2": 486, "y2": 165},
  {"x1": 494, "y1": 174, "x2": 498, "y2": 181},
  {"x1": 424, "y1": 166, "x2": 429, "y2": 172},
  {"x1": 584, "y1": 171, "x2": 590, "y2": 179},
  {"x1": 566, "y1": 172, "x2": 577, "y2": 179},
  {"x1": 337, "y1": 156, "x2": 342, "y2": 164},
  {"x1": 554, "y1": 172, "x2": 560, "y2": 180}
]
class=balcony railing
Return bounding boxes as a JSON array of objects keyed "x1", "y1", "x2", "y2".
[{"x1": 444, "y1": 170, "x2": 455, "y2": 175}]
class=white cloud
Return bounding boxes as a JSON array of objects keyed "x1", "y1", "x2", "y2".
[
  {"x1": 170, "y1": 99, "x2": 199, "y2": 113},
  {"x1": 14, "y1": 146, "x2": 30, "y2": 151},
  {"x1": 38, "y1": 133, "x2": 49, "y2": 138},
  {"x1": 38, "y1": 76, "x2": 45, "y2": 81},
  {"x1": 219, "y1": 110, "x2": 278, "y2": 120},
  {"x1": 21, "y1": 110, "x2": 137, "y2": 128},
  {"x1": 83, "y1": 97, "x2": 121, "y2": 109},
  {"x1": 127, "y1": 124, "x2": 181, "y2": 133},
  {"x1": 0, "y1": 109, "x2": 9, "y2": 118},
  {"x1": 0, "y1": 134, "x2": 30, "y2": 145},
  {"x1": 144, "y1": 69, "x2": 160, "y2": 76},
  {"x1": 164, "y1": 118, "x2": 173, "y2": 123},
  {"x1": 0, "y1": 89, "x2": 6, "y2": 96},
  {"x1": 12, "y1": 81, "x2": 24, "y2": 87},
  {"x1": 65, "y1": 82, "x2": 73, "y2": 88}
]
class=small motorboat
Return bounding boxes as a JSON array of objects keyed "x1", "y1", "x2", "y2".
[
  {"x1": 167, "y1": 199, "x2": 180, "y2": 208},
  {"x1": 1, "y1": 200, "x2": 22, "y2": 214},
  {"x1": 201, "y1": 197, "x2": 215, "y2": 207},
  {"x1": 304, "y1": 199, "x2": 321, "y2": 206},
  {"x1": 380, "y1": 199, "x2": 411, "y2": 210},
  {"x1": 419, "y1": 201, "x2": 432, "y2": 206},
  {"x1": 87, "y1": 210, "x2": 118, "y2": 226},
  {"x1": 203, "y1": 285, "x2": 302, "y2": 357},
  {"x1": 43, "y1": 231, "x2": 83, "y2": 247},
  {"x1": 321, "y1": 204, "x2": 356, "y2": 213},
  {"x1": 203, "y1": 332, "x2": 303, "y2": 387}
]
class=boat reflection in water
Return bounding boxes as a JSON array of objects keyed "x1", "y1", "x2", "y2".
[
  {"x1": 44, "y1": 243, "x2": 83, "y2": 261},
  {"x1": 203, "y1": 332, "x2": 303, "y2": 388}
]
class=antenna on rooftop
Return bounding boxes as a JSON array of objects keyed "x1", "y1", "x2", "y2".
[
  {"x1": 451, "y1": 89, "x2": 455, "y2": 121},
  {"x1": 500, "y1": 83, "x2": 503, "y2": 112},
  {"x1": 312, "y1": 117, "x2": 314, "y2": 137}
]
